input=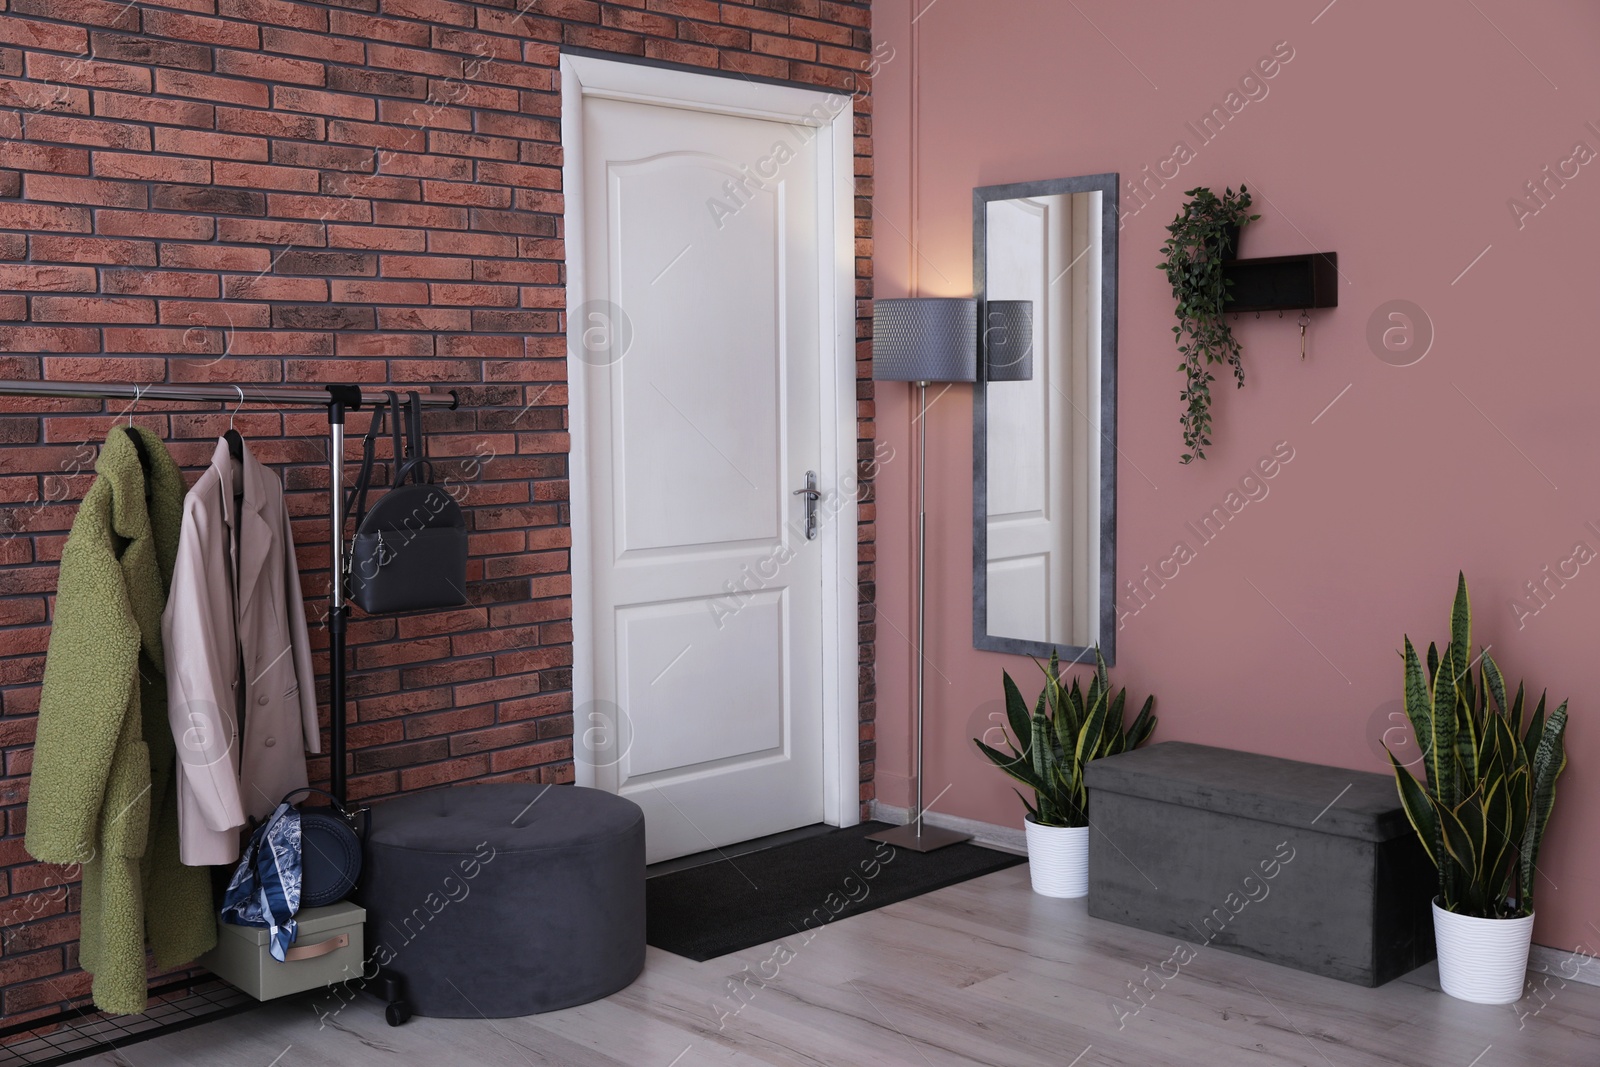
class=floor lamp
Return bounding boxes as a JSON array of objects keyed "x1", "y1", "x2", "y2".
[{"x1": 868, "y1": 297, "x2": 978, "y2": 852}]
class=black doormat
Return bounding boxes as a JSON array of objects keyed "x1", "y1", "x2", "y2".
[{"x1": 646, "y1": 821, "x2": 1025, "y2": 961}]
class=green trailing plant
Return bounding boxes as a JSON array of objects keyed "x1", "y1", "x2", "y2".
[
  {"x1": 973, "y1": 649, "x2": 1156, "y2": 828},
  {"x1": 1158, "y1": 186, "x2": 1258, "y2": 464},
  {"x1": 1387, "y1": 573, "x2": 1570, "y2": 919}
]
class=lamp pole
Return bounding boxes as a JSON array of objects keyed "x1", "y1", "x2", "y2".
[{"x1": 868, "y1": 377, "x2": 971, "y2": 852}]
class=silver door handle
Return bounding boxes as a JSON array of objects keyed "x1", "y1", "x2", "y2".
[{"x1": 793, "y1": 470, "x2": 820, "y2": 540}]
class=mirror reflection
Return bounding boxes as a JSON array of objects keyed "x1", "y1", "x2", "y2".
[{"x1": 974, "y1": 175, "x2": 1117, "y2": 660}]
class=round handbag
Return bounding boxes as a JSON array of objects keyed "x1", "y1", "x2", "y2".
[{"x1": 285, "y1": 787, "x2": 366, "y2": 908}]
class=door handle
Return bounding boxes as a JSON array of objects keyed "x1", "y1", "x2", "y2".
[{"x1": 792, "y1": 470, "x2": 820, "y2": 540}]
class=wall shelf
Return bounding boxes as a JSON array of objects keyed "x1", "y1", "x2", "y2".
[{"x1": 1222, "y1": 252, "x2": 1338, "y2": 314}]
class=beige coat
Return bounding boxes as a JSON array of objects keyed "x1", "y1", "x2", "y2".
[{"x1": 162, "y1": 437, "x2": 321, "y2": 867}]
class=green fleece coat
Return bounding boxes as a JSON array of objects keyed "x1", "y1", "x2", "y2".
[{"x1": 24, "y1": 427, "x2": 216, "y2": 1015}]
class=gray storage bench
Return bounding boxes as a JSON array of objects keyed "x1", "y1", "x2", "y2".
[{"x1": 1083, "y1": 742, "x2": 1435, "y2": 986}]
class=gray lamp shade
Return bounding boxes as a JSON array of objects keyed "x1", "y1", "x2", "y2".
[
  {"x1": 872, "y1": 298, "x2": 978, "y2": 383},
  {"x1": 982, "y1": 300, "x2": 1034, "y2": 382}
]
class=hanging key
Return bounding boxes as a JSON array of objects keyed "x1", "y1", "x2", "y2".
[{"x1": 1298, "y1": 310, "x2": 1311, "y2": 360}]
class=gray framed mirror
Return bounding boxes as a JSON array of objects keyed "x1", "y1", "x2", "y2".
[{"x1": 973, "y1": 173, "x2": 1119, "y2": 663}]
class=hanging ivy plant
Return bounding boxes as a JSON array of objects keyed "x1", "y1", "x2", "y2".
[{"x1": 1159, "y1": 186, "x2": 1258, "y2": 464}]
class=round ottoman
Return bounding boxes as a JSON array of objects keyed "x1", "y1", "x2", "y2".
[{"x1": 357, "y1": 783, "x2": 645, "y2": 1018}]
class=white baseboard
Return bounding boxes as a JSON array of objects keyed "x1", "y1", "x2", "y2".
[
  {"x1": 869, "y1": 801, "x2": 1026, "y2": 856},
  {"x1": 870, "y1": 802, "x2": 1599, "y2": 989}
]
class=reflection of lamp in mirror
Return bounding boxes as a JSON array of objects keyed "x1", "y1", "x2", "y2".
[
  {"x1": 870, "y1": 297, "x2": 977, "y2": 853},
  {"x1": 982, "y1": 299, "x2": 1034, "y2": 382}
]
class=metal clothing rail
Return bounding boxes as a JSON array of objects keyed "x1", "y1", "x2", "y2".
[{"x1": 0, "y1": 379, "x2": 460, "y2": 804}]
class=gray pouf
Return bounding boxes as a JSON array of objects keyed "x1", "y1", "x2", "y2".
[{"x1": 357, "y1": 783, "x2": 645, "y2": 1018}]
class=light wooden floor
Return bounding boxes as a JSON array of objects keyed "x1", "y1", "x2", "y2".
[{"x1": 85, "y1": 865, "x2": 1599, "y2": 1066}]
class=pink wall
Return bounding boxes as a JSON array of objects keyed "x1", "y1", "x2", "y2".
[{"x1": 870, "y1": 0, "x2": 1600, "y2": 952}]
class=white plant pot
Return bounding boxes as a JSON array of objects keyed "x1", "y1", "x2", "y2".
[
  {"x1": 1024, "y1": 818, "x2": 1089, "y2": 898},
  {"x1": 1432, "y1": 900, "x2": 1535, "y2": 1004}
]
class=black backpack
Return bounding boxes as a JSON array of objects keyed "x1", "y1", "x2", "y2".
[{"x1": 344, "y1": 391, "x2": 468, "y2": 615}]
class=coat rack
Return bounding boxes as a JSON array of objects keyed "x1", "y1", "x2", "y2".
[{"x1": 0, "y1": 379, "x2": 459, "y2": 804}]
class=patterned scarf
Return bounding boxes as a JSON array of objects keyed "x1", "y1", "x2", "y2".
[{"x1": 220, "y1": 800, "x2": 303, "y2": 961}]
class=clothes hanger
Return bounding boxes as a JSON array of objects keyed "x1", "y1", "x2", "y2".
[
  {"x1": 221, "y1": 385, "x2": 247, "y2": 505},
  {"x1": 224, "y1": 385, "x2": 245, "y2": 463},
  {"x1": 121, "y1": 386, "x2": 154, "y2": 496}
]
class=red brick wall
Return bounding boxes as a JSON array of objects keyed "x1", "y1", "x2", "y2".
[{"x1": 0, "y1": 0, "x2": 875, "y2": 1022}]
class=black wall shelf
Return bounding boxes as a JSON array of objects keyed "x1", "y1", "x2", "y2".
[{"x1": 1222, "y1": 252, "x2": 1338, "y2": 314}]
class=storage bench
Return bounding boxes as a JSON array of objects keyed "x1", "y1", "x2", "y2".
[{"x1": 1083, "y1": 742, "x2": 1435, "y2": 986}]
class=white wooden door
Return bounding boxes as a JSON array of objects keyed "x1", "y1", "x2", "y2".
[
  {"x1": 984, "y1": 194, "x2": 1100, "y2": 648},
  {"x1": 571, "y1": 87, "x2": 829, "y2": 862},
  {"x1": 986, "y1": 196, "x2": 1071, "y2": 644}
]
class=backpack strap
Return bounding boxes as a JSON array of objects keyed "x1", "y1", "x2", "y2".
[
  {"x1": 388, "y1": 390, "x2": 406, "y2": 482},
  {"x1": 344, "y1": 390, "x2": 402, "y2": 530},
  {"x1": 394, "y1": 391, "x2": 434, "y2": 486}
]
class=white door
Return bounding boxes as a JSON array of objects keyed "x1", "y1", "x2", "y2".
[
  {"x1": 565, "y1": 59, "x2": 851, "y2": 863},
  {"x1": 984, "y1": 193, "x2": 1100, "y2": 648}
]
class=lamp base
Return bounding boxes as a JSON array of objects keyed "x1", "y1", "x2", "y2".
[{"x1": 866, "y1": 821, "x2": 973, "y2": 853}]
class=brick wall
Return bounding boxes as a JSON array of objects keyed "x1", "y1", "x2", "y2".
[{"x1": 0, "y1": 0, "x2": 875, "y2": 1023}]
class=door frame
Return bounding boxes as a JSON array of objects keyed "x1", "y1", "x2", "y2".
[{"x1": 560, "y1": 53, "x2": 861, "y2": 831}]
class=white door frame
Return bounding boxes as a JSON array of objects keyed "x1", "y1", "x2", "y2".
[{"x1": 560, "y1": 53, "x2": 861, "y2": 831}]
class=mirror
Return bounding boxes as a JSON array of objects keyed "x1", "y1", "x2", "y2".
[{"x1": 973, "y1": 174, "x2": 1118, "y2": 662}]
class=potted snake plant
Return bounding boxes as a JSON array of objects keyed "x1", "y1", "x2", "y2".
[
  {"x1": 974, "y1": 649, "x2": 1156, "y2": 897},
  {"x1": 1387, "y1": 573, "x2": 1570, "y2": 1004}
]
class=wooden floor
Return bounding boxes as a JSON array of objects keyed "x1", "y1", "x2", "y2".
[{"x1": 85, "y1": 865, "x2": 1599, "y2": 1066}]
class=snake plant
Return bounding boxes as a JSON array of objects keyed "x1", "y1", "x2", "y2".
[
  {"x1": 974, "y1": 649, "x2": 1156, "y2": 828},
  {"x1": 1387, "y1": 573, "x2": 1570, "y2": 919}
]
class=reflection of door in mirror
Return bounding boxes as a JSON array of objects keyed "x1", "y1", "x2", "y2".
[
  {"x1": 984, "y1": 191, "x2": 1101, "y2": 648},
  {"x1": 972, "y1": 175, "x2": 1113, "y2": 659}
]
